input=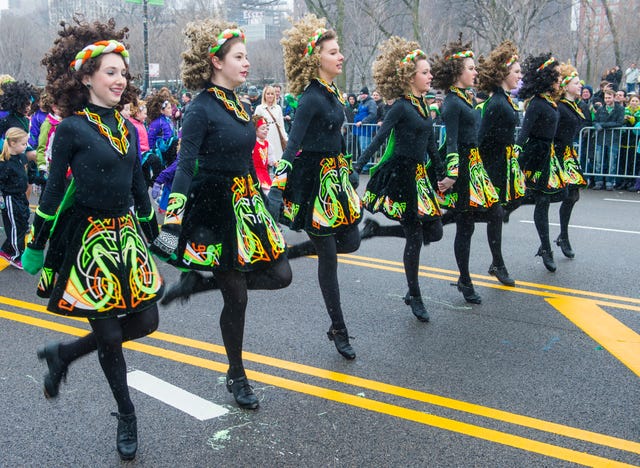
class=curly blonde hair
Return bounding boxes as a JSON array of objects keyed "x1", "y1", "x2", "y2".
[
  {"x1": 476, "y1": 40, "x2": 519, "y2": 93},
  {"x1": 558, "y1": 62, "x2": 579, "y2": 97},
  {"x1": 371, "y1": 36, "x2": 426, "y2": 99},
  {"x1": 281, "y1": 14, "x2": 337, "y2": 96},
  {"x1": 431, "y1": 35, "x2": 474, "y2": 91},
  {"x1": 181, "y1": 18, "x2": 240, "y2": 90}
]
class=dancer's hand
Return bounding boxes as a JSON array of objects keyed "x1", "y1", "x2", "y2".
[{"x1": 438, "y1": 177, "x2": 456, "y2": 192}]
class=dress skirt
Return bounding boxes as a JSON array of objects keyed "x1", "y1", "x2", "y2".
[
  {"x1": 519, "y1": 137, "x2": 567, "y2": 194},
  {"x1": 556, "y1": 144, "x2": 587, "y2": 188},
  {"x1": 175, "y1": 170, "x2": 286, "y2": 271},
  {"x1": 440, "y1": 146, "x2": 499, "y2": 212},
  {"x1": 482, "y1": 144, "x2": 526, "y2": 204},
  {"x1": 282, "y1": 152, "x2": 361, "y2": 235},
  {"x1": 37, "y1": 206, "x2": 163, "y2": 319},
  {"x1": 362, "y1": 156, "x2": 441, "y2": 222}
]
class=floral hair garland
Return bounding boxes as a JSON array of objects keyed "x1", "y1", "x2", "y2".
[
  {"x1": 505, "y1": 54, "x2": 518, "y2": 68},
  {"x1": 209, "y1": 29, "x2": 246, "y2": 57},
  {"x1": 537, "y1": 57, "x2": 556, "y2": 72},
  {"x1": 400, "y1": 49, "x2": 426, "y2": 65},
  {"x1": 560, "y1": 71, "x2": 579, "y2": 88},
  {"x1": 305, "y1": 28, "x2": 327, "y2": 57},
  {"x1": 71, "y1": 40, "x2": 129, "y2": 71},
  {"x1": 446, "y1": 50, "x2": 474, "y2": 61}
]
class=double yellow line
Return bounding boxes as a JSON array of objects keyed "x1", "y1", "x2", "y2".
[{"x1": 1, "y1": 291, "x2": 639, "y2": 466}]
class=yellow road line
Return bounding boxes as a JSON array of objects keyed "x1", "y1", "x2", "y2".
[
  {"x1": 3, "y1": 307, "x2": 639, "y2": 459},
  {"x1": 547, "y1": 297, "x2": 640, "y2": 378},
  {"x1": 2, "y1": 308, "x2": 636, "y2": 467}
]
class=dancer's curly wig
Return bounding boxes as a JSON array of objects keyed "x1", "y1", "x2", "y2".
[
  {"x1": 558, "y1": 62, "x2": 579, "y2": 96},
  {"x1": 371, "y1": 36, "x2": 426, "y2": 99},
  {"x1": 129, "y1": 98, "x2": 145, "y2": 118},
  {"x1": 517, "y1": 53, "x2": 560, "y2": 100},
  {"x1": 476, "y1": 40, "x2": 519, "y2": 93},
  {"x1": 430, "y1": 35, "x2": 474, "y2": 91},
  {"x1": 40, "y1": 16, "x2": 137, "y2": 118},
  {"x1": 181, "y1": 18, "x2": 240, "y2": 90},
  {"x1": 0, "y1": 80, "x2": 38, "y2": 114},
  {"x1": 281, "y1": 14, "x2": 337, "y2": 96},
  {"x1": 146, "y1": 88, "x2": 176, "y2": 122}
]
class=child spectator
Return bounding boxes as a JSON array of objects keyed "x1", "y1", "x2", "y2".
[
  {"x1": 0, "y1": 127, "x2": 30, "y2": 269},
  {"x1": 251, "y1": 115, "x2": 271, "y2": 194}
]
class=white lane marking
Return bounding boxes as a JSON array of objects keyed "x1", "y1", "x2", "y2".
[
  {"x1": 519, "y1": 220, "x2": 640, "y2": 235},
  {"x1": 603, "y1": 198, "x2": 640, "y2": 204},
  {"x1": 128, "y1": 370, "x2": 228, "y2": 420}
]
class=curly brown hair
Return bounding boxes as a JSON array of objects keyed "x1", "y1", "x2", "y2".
[
  {"x1": 430, "y1": 35, "x2": 474, "y2": 91},
  {"x1": 371, "y1": 36, "x2": 426, "y2": 99},
  {"x1": 146, "y1": 88, "x2": 176, "y2": 123},
  {"x1": 476, "y1": 40, "x2": 519, "y2": 93},
  {"x1": 40, "y1": 15, "x2": 137, "y2": 118},
  {"x1": 180, "y1": 18, "x2": 241, "y2": 91},
  {"x1": 281, "y1": 14, "x2": 337, "y2": 96}
]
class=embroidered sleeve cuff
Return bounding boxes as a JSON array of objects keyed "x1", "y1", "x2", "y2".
[
  {"x1": 164, "y1": 193, "x2": 187, "y2": 225},
  {"x1": 446, "y1": 153, "x2": 459, "y2": 178}
]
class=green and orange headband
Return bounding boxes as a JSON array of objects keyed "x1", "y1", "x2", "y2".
[
  {"x1": 209, "y1": 29, "x2": 246, "y2": 57},
  {"x1": 71, "y1": 40, "x2": 129, "y2": 71},
  {"x1": 400, "y1": 49, "x2": 426, "y2": 65},
  {"x1": 446, "y1": 50, "x2": 474, "y2": 61},
  {"x1": 561, "y1": 71, "x2": 579, "y2": 88},
  {"x1": 305, "y1": 28, "x2": 328, "y2": 57},
  {"x1": 537, "y1": 57, "x2": 556, "y2": 72}
]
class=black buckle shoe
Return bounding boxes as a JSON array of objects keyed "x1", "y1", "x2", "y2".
[
  {"x1": 161, "y1": 270, "x2": 213, "y2": 306},
  {"x1": 453, "y1": 280, "x2": 482, "y2": 304},
  {"x1": 536, "y1": 247, "x2": 557, "y2": 272},
  {"x1": 488, "y1": 264, "x2": 516, "y2": 287},
  {"x1": 37, "y1": 342, "x2": 68, "y2": 399},
  {"x1": 555, "y1": 236, "x2": 575, "y2": 259},
  {"x1": 403, "y1": 291, "x2": 430, "y2": 322},
  {"x1": 226, "y1": 374, "x2": 259, "y2": 409},
  {"x1": 327, "y1": 326, "x2": 356, "y2": 360},
  {"x1": 360, "y1": 218, "x2": 380, "y2": 240},
  {"x1": 112, "y1": 412, "x2": 137, "y2": 461}
]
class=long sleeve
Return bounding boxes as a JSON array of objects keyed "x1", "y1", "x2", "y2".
[
  {"x1": 170, "y1": 103, "x2": 208, "y2": 196},
  {"x1": 355, "y1": 102, "x2": 402, "y2": 167},
  {"x1": 279, "y1": 91, "x2": 320, "y2": 164},
  {"x1": 441, "y1": 97, "x2": 461, "y2": 178}
]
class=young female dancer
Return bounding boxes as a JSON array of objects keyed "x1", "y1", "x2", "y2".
[
  {"x1": 554, "y1": 63, "x2": 587, "y2": 258},
  {"x1": 352, "y1": 36, "x2": 443, "y2": 321},
  {"x1": 274, "y1": 14, "x2": 362, "y2": 358},
  {"x1": 22, "y1": 17, "x2": 163, "y2": 460},
  {"x1": 431, "y1": 37, "x2": 499, "y2": 304},
  {"x1": 515, "y1": 53, "x2": 565, "y2": 271},
  {"x1": 151, "y1": 18, "x2": 291, "y2": 409},
  {"x1": 475, "y1": 40, "x2": 526, "y2": 286}
]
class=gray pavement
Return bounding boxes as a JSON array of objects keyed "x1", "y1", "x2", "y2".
[{"x1": 1, "y1": 187, "x2": 639, "y2": 467}]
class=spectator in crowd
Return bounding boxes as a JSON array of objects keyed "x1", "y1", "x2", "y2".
[
  {"x1": 251, "y1": 115, "x2": 271, "y2": 194},
  {"x1": 353, "y1": 86, "x2": 378, "y2": 164},
  {"x1": 615, "y1": 89, "x2": 627, "y2": 106},
  {"x1": 592, "y1": 88, "x2": 625, "y2": 190},
  {"x1": 372, "y1": 89, "x2": 385, "y2": 124},
  {"x1": 272, "y1": 83, "x2": 284, "y2": 108},
  {"x1": 247, "y1": 85, "x2": 261, "y2": 114},
  {"x1": 592, "y1": 80, "x2": 612, "y2": 107},
  {"x1": 425, "y1": 91, "x2": 436, "y2": 108},
  {"x1": 283, "y1": 92, "x2": 297, "y2": 133},
  {"x1": 605, "y1": 66, "x2": 622, "y2": 91},
  {"x1": 254, "y1": 84, "x2": 288, "y2": 169},
  {"x1": 180, "y1": 91, "x2": 192, "y2": 114},
  {"x1": 578, "y1": 84, "x2": 595, "y2": 180},
  {"x1": 624, "y1": 63, "x2": 639, "y2": 94},
  {"x1": 620, "y1": 93, "x2": 640, "y2": 189}
]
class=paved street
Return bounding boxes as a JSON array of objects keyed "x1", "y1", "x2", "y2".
[{"x1": 1, "y1": 187, "x2": 639, "y2": 467}]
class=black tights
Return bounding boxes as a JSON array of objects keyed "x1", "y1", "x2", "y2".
[
  {"x1": 532, "y1": 192, "x2": 552, "y2": 251},
  {"x1": 398, "y1": 220, "x2": 443, "y2": 296},
  {"x1": 559, "y1": 187, "x2": 579, "y2": 239},
  {"x1": 308, "y1": 225, "x2": 361, "y2": 330},
  {"x1": 454, "y1": 205, "x2": 504, "y2": 284},
  {"x1": 215, "y1": 258, "x2": 291, "y2": 379},
  {"x1": 56, "y1": 305, "x2": 160, "y2": 414}
]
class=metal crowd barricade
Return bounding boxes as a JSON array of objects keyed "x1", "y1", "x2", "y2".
[{"x1": 577, "y1": 126, "x2": 640, "y2": 183}]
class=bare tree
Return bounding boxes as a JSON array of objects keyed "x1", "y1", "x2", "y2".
[{"x1": 599, "y1": 0, "x2": 622, "y2": 67}]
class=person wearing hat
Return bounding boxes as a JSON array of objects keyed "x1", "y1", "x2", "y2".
[
  {"x1": 425, "y1": 90, "x2": 436, "y2": 107},
  {"x1": 353, "y1": 85, "x2": 377, "y2": 162},
  {"x1": 247, "y1": 85, "x2": 261, "y2": 114}
]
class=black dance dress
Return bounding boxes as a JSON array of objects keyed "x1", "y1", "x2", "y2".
[
  {"x1": 516, "y1": 94, "x2": 566, "y2": 194},
  {"x1": 30, "y1": 104, "x2": 163, "y2": 318},
  {"x1": 440, "y1": 87, "x2": 498, "y2": 211},
  {"x1": 169, "y1": 85, "x2": 285, "y2": 271},
  {"x1": 478, "y1": 89, "x2": 526, "y2": 204},
  {"x1": 357, "y1": 95, "x2": 442, "y2": 222},
  {"x1": 280, "y1": 79, "x2": 361, "y2": 234},
  {"x1": 554, "y1": 99, "x2": 587, "y2": 187}
]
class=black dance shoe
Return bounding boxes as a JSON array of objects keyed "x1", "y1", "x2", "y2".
[
  {"x1": 454, "y1": 280, "x2": 482, "y2": 304},
  {"x1": 161, "y1": 270, "x2": 214, "y2": 306},
  {"x1": 37, "y1": 342, "x2": 68, "y2": 399},
  {"x1": 112, "y1": 412, "x2": 137, "y2": 461},
  {"x1": 536, "y1": 247, "x2": 557, "y2": 272},
  {"x1": 403, "y1": 291, "x2": 430, "y2": 322},
  {"x1": 226, "y1": 373, "x2": 259, "y2": 409},
  {"x1": 488, "y1": 264, "x2": 516, "y2": 287},
  {"x1": 555, "y1": 236, "x2": 575, "y2": 259},
  {"x1": 360, "y1": 218, "x2": 380, "y2": 240},
  {"x1": 327, "y1": 326, "x2": 356, "y2": 360}
]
